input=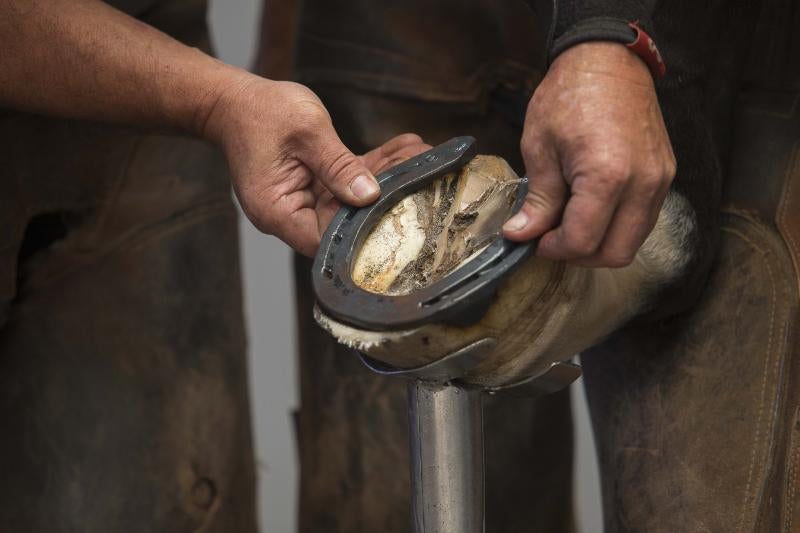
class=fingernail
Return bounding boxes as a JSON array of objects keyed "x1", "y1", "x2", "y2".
[
  {"x1": 350, "y1": 175, "x2": 380, "y2": 200},
  {"x1": 503, "y1": 212, "x2": 529, "y2": 232}
]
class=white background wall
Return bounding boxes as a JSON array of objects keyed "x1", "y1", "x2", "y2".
[{"x1": 207, "y1": 2, "x2": 603, "y2": 531}]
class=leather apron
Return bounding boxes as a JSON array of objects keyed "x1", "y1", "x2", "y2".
[
  {"x1": 0, "y1": 2, "x2": 257, "y2": 531},
  {"x1": 583, "y1": 87, "x2": 800, "y2": 532}
]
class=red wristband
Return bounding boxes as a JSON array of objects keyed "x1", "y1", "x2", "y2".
[{"x1": 626, "y1": 21, "x2": 667, "y2": 79}]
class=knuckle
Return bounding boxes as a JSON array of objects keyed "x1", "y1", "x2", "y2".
[
  {"x1": 295, "y1": 107, "x2": 327, "y2": 132},
  {"x1": 519, "y1": 133, "x2": 532, "y2": 155},
  {"x1": 636, "y1": 173, "x2": 664, "y2": 200},
  {"x1": 573, "y1": 171, "x2": 625, "y2": 198},
  {"x1": 526, "y1": 86, "x2": 549, "y2": 115},
  {"x1": 596, "y1": 161, "x2": 630, "y2": 185},
  {"x1": 521, "y1": 138, "x2": 556, "y2": 175},
  {"x1": 573, "y1": 156, "x2": 630, "y2": 194},
  {"x1": 401, "y1": 145, "x2": 431, "y2": 159},
  {"x1": 285, "y1": 101, "x2": 329, "y2": 135},
  {"x1": 664, "y1": 158, "x2": 678, "y2": 181},
  {"x1": 584, "y1": 149, "x2": 630, "y2": 176},
  {"x1": 520, "y1": 125, "x2": 546, "y2": 152},
  {"x1": 602, "y1": 250, "x2": 636, "y2": 268},
  {"x1": 245, "y1": 204, "x2": 277, "y2": 236},
  {"x1": 395, "y1": 132, "x2": 423, "y2": 145},
  {"x1": 562, "y1": 231, "x2": 600, "y2": 257}
]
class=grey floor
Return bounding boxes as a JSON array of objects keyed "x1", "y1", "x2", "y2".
[{"x1": 207, "y1": 2, "x2": 604, "y2": 531}]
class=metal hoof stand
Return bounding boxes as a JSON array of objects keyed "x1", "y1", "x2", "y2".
[{"x1": 360, "y1": 339, "x2": 581, "y2": 533}]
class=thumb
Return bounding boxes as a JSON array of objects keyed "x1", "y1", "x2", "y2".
[
  {"x1": 297, "y1": 122, "x2": 381, "y2": 206},
  {"x1": 503, "y1": 145, "x2": 567, "y2": 241}
]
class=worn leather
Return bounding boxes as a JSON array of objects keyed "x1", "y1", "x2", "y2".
[
  {"x1": 778, "y1": 143, "x2": 800, "y2": 293},
  {"x1": 0, "y1": 116, "x2": 258, "y2": 533},
  {"x1": 256, "y1": 0, "x2": 301, "y2": 81},
  {"x1": 0, "y1": 2, "x2": 257, "y2": 531},
  {"x1": 584, "y1": 211, "x2": 798, "y2": 532},
  {"x1": 0, "y1": 117, "x2": 255, "y2": 533},
  {"x1": 295, "y1": 0, "x2": 545, "y2": 106},
  {"x1": 724, "y1": 89, "x2": 800, "y2": 290},
  {"x1": 583, "y1": 89, "x2": 800, "y2": 532}
]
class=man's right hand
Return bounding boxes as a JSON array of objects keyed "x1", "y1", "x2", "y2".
[
  {"x1": 202, "y1": 77, "x2": 427, "y2": 257},
  {"x1": 503, "y1": 42, "x2": 676, "y2": 268}
]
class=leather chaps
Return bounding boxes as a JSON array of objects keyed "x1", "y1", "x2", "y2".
[{"x1": 0, "y1": 1, "x2": 258, "y2": 531}]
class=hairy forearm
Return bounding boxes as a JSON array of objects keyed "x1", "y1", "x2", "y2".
[{"x1": 0, "y1": 0, "x2": 248, "y2": 137}]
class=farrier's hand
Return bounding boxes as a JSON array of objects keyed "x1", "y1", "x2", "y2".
[
  {"x1": 503, "y1": 42, "x2": 676, "y2": 267},
  {"x1": 203, "y1": 76, "x2": 428, "y2": 256},
  {"x1": 312, "y1": 133, "x2": 433, "y2": 241}
]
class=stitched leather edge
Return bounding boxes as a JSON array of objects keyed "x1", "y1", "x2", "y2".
[
  {"x1": 722, "y1": 210, "x2": 793, "y2": 532},
  {"x1": 777, "y1": 143, "x2": 800, "y2": 299}
]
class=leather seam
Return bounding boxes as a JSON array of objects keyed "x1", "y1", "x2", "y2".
[
  {"x1": 86, "y1": 135, "x2": 143, "y2": 243},
  {"x1": 785, "y1": 412, "x2": 800, "y2": 531},
  {"x1": 298, "y1": 33, "x2": 419, "y2": 65},
  {"x1": 17, "y1": 197, "x2": 235, "y2": 292},
  {"x1": 297, "y1": 68, "x2": 486, "y2": 104},
  {"x1": 298, "y1": 32, "x2": 541, "y2": 82},
  {"x1": 723, "y1": 225, "x2": 783, "y2": 532},
  {"x1": 777, "y1": 144, "x2": 800, "y2": 299}
]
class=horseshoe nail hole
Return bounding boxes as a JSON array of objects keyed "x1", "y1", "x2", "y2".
[{"x1": 191, "y1": 477, "x2": 217, "y2": 510}]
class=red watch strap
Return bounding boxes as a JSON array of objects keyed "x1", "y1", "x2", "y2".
[{"x1": 626, "y1": 21, "x2": 667, "y2": 79}]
